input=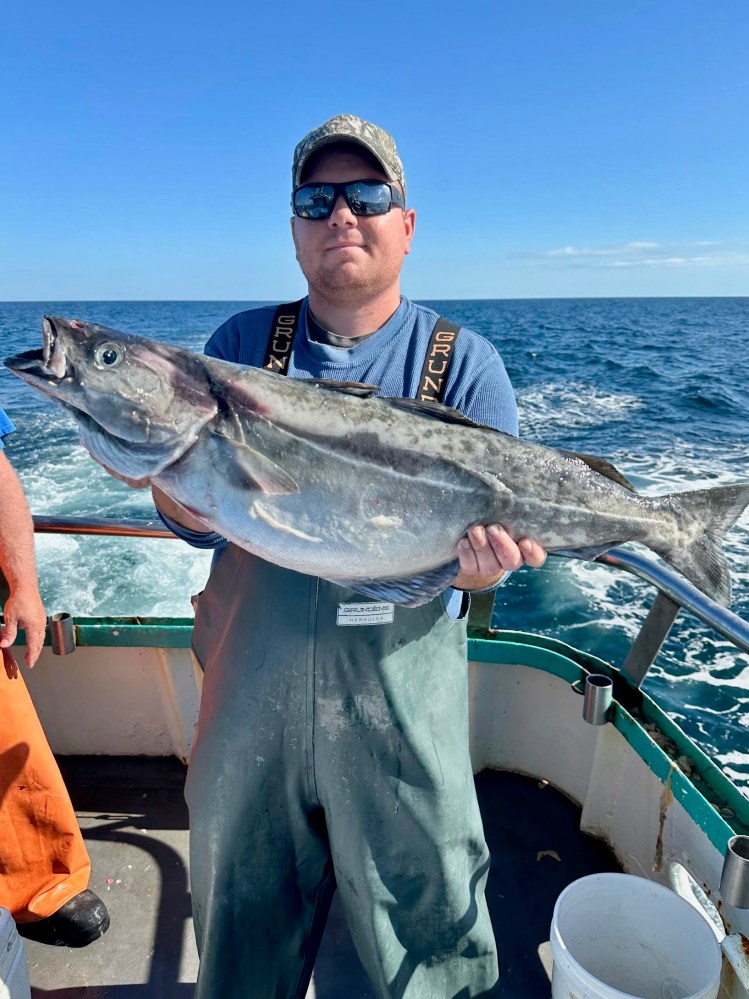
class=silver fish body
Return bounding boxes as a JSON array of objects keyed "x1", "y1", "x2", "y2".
[{"x1": 6, "y1": 316, "x2": 749, "y2": 607}]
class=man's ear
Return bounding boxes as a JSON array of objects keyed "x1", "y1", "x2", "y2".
[{"x1": 403, "y1": 208, "x2": 416, "y2": 256}]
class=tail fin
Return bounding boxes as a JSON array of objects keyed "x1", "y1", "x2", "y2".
[{"x1": 654, "y1": 483, "x2": 749, "y2": 607}]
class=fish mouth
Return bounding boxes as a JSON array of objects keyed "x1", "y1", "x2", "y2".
[
  {"x1": 43, "y1": 316, "x2": 55, "y2": 366},
  {"x1": 4, "y1": 317, "x2": 70, "y2": 382}
]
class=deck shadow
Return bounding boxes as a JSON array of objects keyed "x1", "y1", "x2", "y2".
[{"x1": 24, "y1": 759, "x2": 619, "y2": 998}]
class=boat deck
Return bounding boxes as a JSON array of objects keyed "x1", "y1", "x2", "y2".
[{"x1": 22, "y1": 757, "x2": 621, "y2": 998}]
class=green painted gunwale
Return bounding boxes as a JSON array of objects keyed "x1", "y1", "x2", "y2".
[
  {"x1": 25, "y1": 615, "x2": 749, "y2": 847},
  {"x1": 468, "y1": 627, "x2": 749, "y2": 849}
]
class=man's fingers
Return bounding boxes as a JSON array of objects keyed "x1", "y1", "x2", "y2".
[
  {"x1": 458, "y1": 524, "x2": 548, "y2": 576},
  {"x1": 457, "y1": 537, "x2": 480, "y2": 575},
  {"x1": 465, "y1": 525, "x2": 503, "y2": 576},
  {"x1": 486, "y1": 525, "x2": 523, "y2": 572},
  {"x1": 483, "y1": 525, "x2": 547, "y2": 570},
  {"x1": 0, "y1": 620, "x2": 17, "y2": 649},
  {"x1": 460, "y1": 525, "x2": 499, "y2": 576},
  {"x1": 25, "y1": 626, "x2": 46, "y2": 668},
  {"x1": 518, "y1": 537, "x2": 547, "y2": 568},
  {"x1": 0, "y1": 606, "x2": 48, "y2": 668}
]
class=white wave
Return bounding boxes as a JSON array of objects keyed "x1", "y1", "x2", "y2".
[
  {"x1": 628, "y1": 440, "x2": 749, "y2": 490},
  {"x1": 36, "y1": 533, "x2": 212, "y2": 616},
  {"x1": 17, "y1": 426, "x2": 212, "y2": 616},
  {"x1": 567, "y1": 559, "x2": 651, "y2": 635},
  {"x1": 559, "y1": 557, "x2": 749, "y2": 685},
  {"x1": 517, "y1": 382, "x2": 645, "y2": 437}
]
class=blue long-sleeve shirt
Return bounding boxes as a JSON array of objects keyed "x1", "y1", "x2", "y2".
[
  {"x1": 0, "y1": 406, "x2": 15, "y2": 449},
  {"x1": 205, "y1": 298, "x2": 518, "y2": 432}
]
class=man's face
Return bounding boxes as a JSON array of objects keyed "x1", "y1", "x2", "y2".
[{"x1": 291, "y1": 149, "x2": 416, "y2": 304}]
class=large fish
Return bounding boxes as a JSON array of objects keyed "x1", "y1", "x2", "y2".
[{"x1": 6, "y1": 316, "x2": 749, "y2": 607}]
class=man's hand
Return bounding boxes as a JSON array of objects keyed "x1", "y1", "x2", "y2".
[
  {"x1": 97, "y1": 460, "x2": 150, "y2": 489},
  {"x1": 0, "y1": 586, "x2": 47, "y2": 670},
  {"x1": 151, "y1": 485, "x2": 213, "y2": 534},
  {"x1": 454, "y1": 524, "x2": 547, "y2": 592}
]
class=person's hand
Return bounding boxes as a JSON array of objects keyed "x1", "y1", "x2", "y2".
[
  {"x1": 97, "y1": 460, "x2": 150, "y2": 489},
  {"x1": 454, "y1": 524, "x2": 547, "y2": 591},
  {"x1": 0, "y1": 586, "x2": 47, "y2": 670},
  {"x1": 151, "y1": 485, "x2": 214, "y2": 534}
]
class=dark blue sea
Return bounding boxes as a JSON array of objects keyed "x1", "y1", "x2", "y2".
[{"x1": 1, "y1": 298, "x2": 748, "y2": 791}]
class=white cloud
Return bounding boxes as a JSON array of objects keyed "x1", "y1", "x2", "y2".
[
  {"x1": 545, "y1": 241, "x2": 662, "y2": 258},
  {"x1": 611, "y1": 253, "x2": 749, "y2": 268},
  {"x1": 510, "y1": 240, "x2": 749, "y2": 270}
]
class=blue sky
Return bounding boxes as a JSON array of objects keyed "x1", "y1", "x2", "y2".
[{"x1": 2, "y1": 0, "x2": 747, "y2": 300}]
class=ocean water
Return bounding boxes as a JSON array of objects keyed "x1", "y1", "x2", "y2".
[{"x1": 1, "y1": 298, "x2": 748, "y2": 791}]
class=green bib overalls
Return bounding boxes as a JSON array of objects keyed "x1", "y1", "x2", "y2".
[{"x1": 186, "y1": 547, "x2": 499, "y2": 998}]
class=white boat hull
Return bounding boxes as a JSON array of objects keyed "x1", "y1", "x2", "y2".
[{"x1": 15, "y1": 627, "x2": 749, "y2": 995}]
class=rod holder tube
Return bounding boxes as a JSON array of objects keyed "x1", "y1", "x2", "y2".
[
  {"x1": 720, "y1": 834, "x2": 749, "y2": 909},
  {"x1": 49, "y1": 613, "x2": 75, "y2": 656},
  {"x1": 582, "y1": 674, "x2": 613, "y2": 725}
]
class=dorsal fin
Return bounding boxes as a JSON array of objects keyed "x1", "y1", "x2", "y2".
[
  {"x1": 558, "y1": 450, "x2": 638, "y2": 492},
  {"x1": 383, "y1": 396, "x2": 497, "y2": 430},
  {"x1": 303, "y1": 379, "x2": 380, "y2": 398}
]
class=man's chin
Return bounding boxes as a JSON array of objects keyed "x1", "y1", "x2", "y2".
[{"x1": 313, "y1": 268, "x2": 376, "y2": 298}]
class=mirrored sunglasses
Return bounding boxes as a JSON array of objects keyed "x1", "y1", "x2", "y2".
[{"x1": 292, "y1": 180, "x2": 405, "y2": 220}]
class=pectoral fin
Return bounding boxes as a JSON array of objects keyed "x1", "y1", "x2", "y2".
[{"x1": 212, "y1": 432, "x2": 299, "y2": 494}]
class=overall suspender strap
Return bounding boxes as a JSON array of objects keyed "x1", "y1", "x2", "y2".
[
  {"x1": 262, "y1": 299, "x2": 304, "y2": 374},
  {"x1": 417, "y1": 317, "x2": 460, "y2": 402},
  {"x1": 263, "y1": 303, "x2": 460, "y2": 399}
]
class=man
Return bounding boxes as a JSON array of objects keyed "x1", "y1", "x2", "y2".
[
  {"x1": 0, "y1": 404, "x2": 110, "y2": 947},
  {"x1": 155, "y1": 114, "x2": 546, "y2": 997}
]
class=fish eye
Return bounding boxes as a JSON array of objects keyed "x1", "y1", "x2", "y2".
[{"x1": 94, "y1": 342, "x2": 123, "y2": 368}]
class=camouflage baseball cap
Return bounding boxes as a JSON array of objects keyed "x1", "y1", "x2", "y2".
[{"x1": 292, "y1": 113, "x2": 406, "y2": 201}]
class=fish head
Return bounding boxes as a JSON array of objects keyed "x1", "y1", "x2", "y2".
[{"x1": 4, "y1": 316, "x2": 218, "y2": 482}]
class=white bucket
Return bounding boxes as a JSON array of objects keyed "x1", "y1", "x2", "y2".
[{"x1": 550, "y1": 873, "x2": 722, "y2": 999}]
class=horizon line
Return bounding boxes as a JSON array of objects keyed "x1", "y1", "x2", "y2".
[{"x1": 1, "y1": 294, "x2": 748, "y2": 304}]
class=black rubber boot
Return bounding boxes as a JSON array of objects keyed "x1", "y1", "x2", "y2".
[{"x1": 18, "y1": 889, "x2": 110, "y2": 947}]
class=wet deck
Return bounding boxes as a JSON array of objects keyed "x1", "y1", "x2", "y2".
[{"x1": 22, "y1": 758, "x2": 620, "y2": 998}]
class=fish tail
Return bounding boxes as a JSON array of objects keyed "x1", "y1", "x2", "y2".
[{"x1": 653, "y1": 483, "x2": 749, "y2": 606}]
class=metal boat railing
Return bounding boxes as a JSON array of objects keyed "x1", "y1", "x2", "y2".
[
  {"x1": 556, "y1": 547, "x2": 749, "y2": 684},
  {"x1": 31, "y1": 514, "x2": 749, "y2": 687},
  {"x1": 33, "y1": 514, "x2": 174, "y2": 539}
]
